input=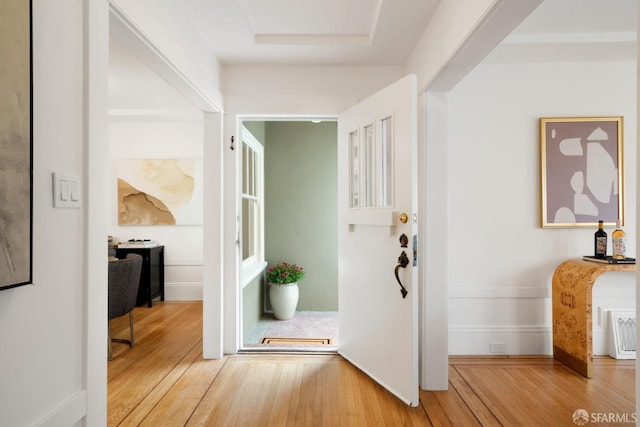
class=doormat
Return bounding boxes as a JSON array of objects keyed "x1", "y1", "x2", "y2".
[{"x1": 260, "y1": 337, "x2": 333, "y2": 345}]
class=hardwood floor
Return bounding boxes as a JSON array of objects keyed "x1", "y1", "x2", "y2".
[{"x1": 108, "y1": 302, "x2": 635, "y2": 426}]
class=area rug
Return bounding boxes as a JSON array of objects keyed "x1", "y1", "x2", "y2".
[{"x1": 244, "y1": 311, "x2": 338, "y2": 351}]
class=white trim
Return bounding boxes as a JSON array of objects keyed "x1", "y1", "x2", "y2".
[
  {"x1": 503, "y1": 31, "x2": 637, "y2": 45},
  {"x1": 237, "y1": 114, "x2": 337, "y2": 122},
  {"x1": 85, "y1": 0, "x2": 109, "y2": 424},
  {"x1": 164, "y1": 284, "x2": 204, "y2": 301},
  {"x1": 164, "y1": 258, "x2": 203, "y2": 266},
  {"x1": 448, "y1": 285, "x2": 635, "y2": 299},
  {"x1": 450, "y1": 325, "x2": 551, "y2": 334},
  {"x1": 108, "y1": 108, "x2": 204, "y2": 122},
  {"x1": 241, "y1": 260, "x2": 267, "y2": 288},
  {"x1": 421, "y1": 91, "x2": 449, "y2": 390},
  {"x1": 449, "y1": 286, "x2": 550, "y2": 299},
  {"x1": 239, "y1": 126, "x2": 266, "y2": 287},
  {"x1": 107, "y1": 1, "x2": 224, "y2": 362},
  {"x1": 33, "y1": 391, "x2": 87, "y2": 427},
  {"x1": 256, "y1": 34, "x2": 370, "y2": 46},
  {"x1": 108, "y1": 3, "x2": 223, "y2": 112},
  {"x1": 226, "y1": 114, "x2": 340, "y2": 355},
  {"x1": 449, "y1": 325, "x2": 552, "y2": 356},
  {"x1": 203, "y1": 112, "x2": 224, "y2": 359}
]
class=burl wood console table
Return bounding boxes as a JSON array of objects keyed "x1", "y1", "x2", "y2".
[{"x1": 552, "y1": 259, "x2": 635, "y2": 378}]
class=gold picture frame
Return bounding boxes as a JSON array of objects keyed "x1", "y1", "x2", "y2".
[{"x1": 540, "y1": 116, "x2": 623, "y2": 228}]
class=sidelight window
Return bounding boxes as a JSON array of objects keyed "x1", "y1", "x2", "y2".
[{"x1": 240, "y1": 126, "x2": 266, "y2": 286}]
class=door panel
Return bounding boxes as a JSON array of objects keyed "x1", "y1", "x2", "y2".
[{"x1": 338, "y1": 74, "x2": 418, "y2": 406}]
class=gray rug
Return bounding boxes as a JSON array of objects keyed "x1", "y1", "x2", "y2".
[{"x1": 244, "y1": 311, "x2": 338, "y2": 351}]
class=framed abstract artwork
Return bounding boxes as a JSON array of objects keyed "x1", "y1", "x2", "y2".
[
  {"x1": 540, "y1": 116, "x2": 623, "y2": 228},
  {"x1": 0, "y1": 0, "x2": 32, "y2": 290},
  {"x1": 117, "y1": 159, "x2": 203, "y2": 226}
]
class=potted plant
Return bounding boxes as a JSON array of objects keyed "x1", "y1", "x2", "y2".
[{"x1": 266, "y1": 262, "x2": 305, "y2": 320}]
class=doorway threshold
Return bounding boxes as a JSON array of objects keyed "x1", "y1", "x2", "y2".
[
  {"x1": 243, "y1": 311, "x2": 338, "y2": 353},
  {"x1": 239, "y1": 348, "x2": 338, "y2": 355}
]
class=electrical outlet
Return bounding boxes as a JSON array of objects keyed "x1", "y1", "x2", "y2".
[{"x1": 490, "y1": 342, "x2": 506, "y2": 354}]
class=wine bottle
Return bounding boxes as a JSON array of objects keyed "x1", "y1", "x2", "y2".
[
  {"x1": 594, "y1": 220, "x2": 607, "y2": 259},
  {"x1": 612, "y1": 219, "x2": 626, "y2": 260}
]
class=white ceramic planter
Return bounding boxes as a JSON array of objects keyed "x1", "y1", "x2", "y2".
[{"x1": 269, "y1": 282, "x2": 299, "y2": 320}]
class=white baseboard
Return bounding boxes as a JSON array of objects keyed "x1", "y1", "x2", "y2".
[
  {"x1": 449, "y1": 286, "x2": 549, "y2": 299},
  {"x1": 449, "y1": 325, "x2": 551, "y2": 355},
  {"x1": 448, "y1": 284, "x2": 634, "y2": 356},
  {"x1": 34, "y1": 390, "x2": 86, "y2": 427},
  {"x1": 164, "y1": 283, "x2": 203, "y2": 301}
]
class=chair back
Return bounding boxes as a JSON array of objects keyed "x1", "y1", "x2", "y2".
[{"x1": 108, "y1": 253, "x2": 143, "y2": 319}]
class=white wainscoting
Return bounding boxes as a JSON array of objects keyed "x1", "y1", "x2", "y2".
[
  {"x1": 34, "y1": 391, "x2": 86, "y2": 427},
  {"x1": 449, "y1": 283, "x2": 635, "y2": 356},
  {"x1": 164, "y1": 259, "x2": 203, "y2": 301},
  {"x1": 449, "y1": 286, "x2": 551, "y2": 355}
]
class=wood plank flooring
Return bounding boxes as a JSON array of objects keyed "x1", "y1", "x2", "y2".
[{"x1": 108, "y1": 302, "x2": 635, "y2": 426}]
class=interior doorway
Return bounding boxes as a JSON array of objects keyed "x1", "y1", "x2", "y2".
[{"x1": 238, "y1": 118, "x2": 339, "y2": 351}]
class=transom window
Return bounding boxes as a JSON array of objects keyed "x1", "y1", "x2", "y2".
[{"x1": 349, "y1": 116, "x2": 394, "y2": 210}]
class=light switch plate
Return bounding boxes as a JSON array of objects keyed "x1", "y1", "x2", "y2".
[{"x1": 52, "y1": 172, "x2": 82, "y2": 208}]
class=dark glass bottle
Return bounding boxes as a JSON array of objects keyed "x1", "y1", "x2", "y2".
[{"x1": 594, "y1": 220, "x2": 607, "y2": 258}]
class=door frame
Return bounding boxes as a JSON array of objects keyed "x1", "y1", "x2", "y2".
[
  {"x1": 225, "y1": 114, "x2": 338, "y2": 352},
  {"x1": 108, "y1": 3, "x2": 225, "y2": 362}
]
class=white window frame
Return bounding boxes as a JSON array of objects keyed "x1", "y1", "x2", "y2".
[{"x1": 240, "y1": 126, "x2": 266, "y2": 287}]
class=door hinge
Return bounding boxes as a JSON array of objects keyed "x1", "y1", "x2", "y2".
[
  {"x1": 230, "y1": 135, "x2": 235, "y2": 150},
  {"x1": 412, "y1": 235, "x2": 418, "y2": 266}
]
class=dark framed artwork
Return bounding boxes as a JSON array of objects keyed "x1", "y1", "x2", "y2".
[
  {"x1": 0, "y1": 0, "x2": 32, "y2": 290},
  {"x1": 540, "y1": 116, "x2": 623, "y2": 228}
]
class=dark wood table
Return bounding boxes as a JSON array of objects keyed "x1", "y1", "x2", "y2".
[{"x1": 115, "y1": 246, "x2": 164, "y2": 307}]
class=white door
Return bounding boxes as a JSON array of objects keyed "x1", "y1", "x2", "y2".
[{"x1": 338, "y1": 74, "x2": 419, "y2": 406}]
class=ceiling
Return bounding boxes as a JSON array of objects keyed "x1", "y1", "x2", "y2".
[
  {"x1": 178, "y1": 0, "x2": 440, "y2": 65},
  {"x1": 485, "y1": 0, "x2": 637, "y2": 63},
  {"x1": 170, "y1": 0, "x2": 637, "y2": 66},
  {"x1": 109, "y1": 0, "x2": 637, "y2": 108}
]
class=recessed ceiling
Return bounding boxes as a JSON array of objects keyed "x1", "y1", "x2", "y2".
[
  {"x1": 109, "y1": 0, "x2": 638, "y2": 109},
  {"x1": 181, "y1": 0, "x2": 439, "y2": 65},
  {"x1": 239, "y1": 0, "x2": 382, "y2": 46}
]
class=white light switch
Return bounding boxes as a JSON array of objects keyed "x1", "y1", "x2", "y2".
[
  {"x1": 53, "y1": 172, "x2": 82, "y2": 208},
  {"x1": 60, "y1": 179, "x2": 69, "y2": 201},
  {"x1": 70, "y1": 180, "x2": 79, "y2": 201}
]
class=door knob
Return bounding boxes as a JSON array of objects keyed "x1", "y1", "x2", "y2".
[{"x1": 399, "y1": 213, "x2": 408, "y2": 224}]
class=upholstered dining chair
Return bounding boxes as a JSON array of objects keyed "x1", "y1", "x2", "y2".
[{"x1": 108, "y1": 253, "x2": 143, "y2": 360}]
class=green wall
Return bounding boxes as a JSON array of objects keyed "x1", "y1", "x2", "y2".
[
  {"x1": 264, "y1": 121, "x2": 338, "y2": 310},
  {"x1": 243, "y1": 274, "x2": 264, "y2": 339}
]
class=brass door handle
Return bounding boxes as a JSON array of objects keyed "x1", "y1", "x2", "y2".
[
  {"x1": 399, "y1": 213, "x2": 409, "y2": 224},
  {"x1": 394, "y1": 251, "x2": 409, "y2": 299}
]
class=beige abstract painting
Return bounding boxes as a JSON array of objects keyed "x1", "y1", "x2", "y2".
[
  {"x1": 0, "y1": 0, "x2": 31, "y2": 289},
  {"x1": 118, "y1": 159, "x2": 203, "y2": 225}
]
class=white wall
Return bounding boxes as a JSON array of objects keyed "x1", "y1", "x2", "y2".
[
  {"x1": 447, "y1": 60, "x2": 637, "y2": 355},
  {"x1": 0, "y1": 1, "x2": 92, "y2": 425},
  {"x1": 108, "y1": 117, "x2": 205, "y2": 301}
]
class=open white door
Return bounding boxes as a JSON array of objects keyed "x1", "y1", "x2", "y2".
[{"x1": 338, "y1": 74, "x2": 419, "y2": 406}]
